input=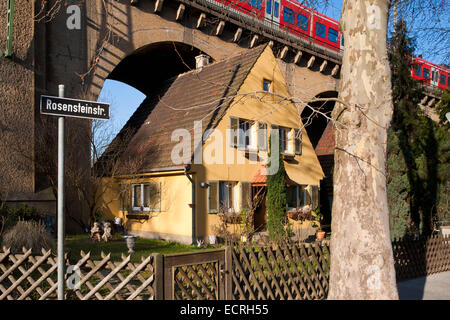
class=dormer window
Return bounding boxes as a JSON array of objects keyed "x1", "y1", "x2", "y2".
[{"x1": 263, "y1": 79, "x2": 272, "y2": 92}]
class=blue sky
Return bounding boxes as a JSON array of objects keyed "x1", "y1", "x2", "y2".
[{"x1": 97, "y1": 0, "x2": 448, "y2": 144}]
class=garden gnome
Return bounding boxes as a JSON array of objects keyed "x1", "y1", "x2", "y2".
[
  {"x1": 90, "y1": 222, "x2": 102, "y2": 242},
  {"x1": 102, "y1": 222, "x2": 113, "y2": 242}
]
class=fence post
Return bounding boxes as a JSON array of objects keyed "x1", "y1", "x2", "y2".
[
  {"x1": 152, "y1": 253, "x2": 164, "y2": 300},
  {"x1": 224, "y1": 246, "x2": 233, "y2": 300}
]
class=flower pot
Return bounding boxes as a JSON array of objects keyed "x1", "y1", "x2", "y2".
[
  {"x1": 288, "y1": 212, "x2": 298, "y2": 220},
  {"x1": 316, "y1": 231, "x2": 326, "y2": 240}
]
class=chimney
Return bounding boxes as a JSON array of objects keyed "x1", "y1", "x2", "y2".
[{"x1": 195, "y1": 54, "x2": 210, "y2": 69}]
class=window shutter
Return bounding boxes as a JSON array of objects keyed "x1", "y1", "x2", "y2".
[
  {"x1": 229, "y1": 117, "x2": 239, "y2": 147},
  {"x1": 150, "y1": 182, "x2": 161, "y2": 211},
  {"x1": 294, "y1": 129, "x2": 302, "y2": 155},
  {"x1": 241, "y1": 182, "x2": 252, "y2": 210},
  {"x1": 207, "y1": 181, "x2": 219, "y2": 213},
  {"x1": 311, "y1": 186, "x2": 319, "y2": 208},
  {"x1": 258, "y1": 122, "x2": 267, "y2": 151}
]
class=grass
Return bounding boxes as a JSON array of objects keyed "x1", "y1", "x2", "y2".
[{"x1": 65, "y1": 233, "x2": 215, "y2": 263}]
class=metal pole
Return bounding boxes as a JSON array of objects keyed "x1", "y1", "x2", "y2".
[{"x1": 57, "y1": 85, "x2": 65, "y2": 300}]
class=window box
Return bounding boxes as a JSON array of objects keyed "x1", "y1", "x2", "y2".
[
  {"x1": 126, "y1": 214, "x2": 150, "y2": 220},
  {"x1": 218, "y1": 213, "x2": 242, "y2": 224}
]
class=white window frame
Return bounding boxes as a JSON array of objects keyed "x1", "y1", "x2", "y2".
[
  {"x1": 131, "y1": 183, "x2": 161, "y2": 212},
  {"x1": 230, "y1": 116, "x2": 257, "y2": 152}
]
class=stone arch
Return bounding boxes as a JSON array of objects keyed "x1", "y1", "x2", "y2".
[
  {"x1": 89, "y1": 24, "x2": 245, "y2": 97},
  {"x1": 301, "y1": 90, "x2": 338, "y2": 149}
]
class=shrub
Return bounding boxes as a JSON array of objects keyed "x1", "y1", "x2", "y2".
[{"x1": 2, "y1": 220, "x2": 55, "y2": 253}]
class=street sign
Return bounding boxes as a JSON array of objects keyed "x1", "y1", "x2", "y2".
[
  {"x1": 40, "y1": 95, "x2": 110, "y2": 120},
  {"x1": 41, "y1": 86, "x2": 111, "y2": 300}
]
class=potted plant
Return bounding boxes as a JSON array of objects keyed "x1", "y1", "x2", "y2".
[{"x1": 311, "y1": 210, "x2": 325, "y2": 240}]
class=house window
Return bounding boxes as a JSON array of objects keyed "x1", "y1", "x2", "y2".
[
  {"x1": 297, "y1": 14, "x2": 308, "y2": 31},
  {"x1": 315, "y1": 22, "x2": 326, "y2": 38},
  {"x1": 229, "y1": 116, "x2": 257, "y2": 151},
  {"x1": 219, "y1": 181, "x2": 238, "y2": 212},
  {"x1": 258, "y1": 122, "x2": 267, "y2": 151},
  {"x1": 287, "y1": 185, "x2": 298, "y2": 208},
  {"x1": 279, "y1": 127, "x2": 293, "y2": 154},
  {"x1": 208, "y1": 181, "x2": 249, "y2": 213},
  {"x1": 119, "y1": 184, "x2": 128, "y2": 211},
  {"x1": 263, "y1": 79, "x2": 272, "y2": 92},
  {"x1": 131, "y1": 183, "x2": 161, "y2": 212}
]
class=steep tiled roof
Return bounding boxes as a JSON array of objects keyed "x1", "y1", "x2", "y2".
[
  {"x1": 315, "y1": 121, "x2": 335, "y2": 156},
  {"x1": 103, "y1": 45, "x2": 267, "y2": 172}
]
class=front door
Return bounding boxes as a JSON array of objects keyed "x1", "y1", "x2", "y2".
[{"x1": 252, "y1": 186, "x2": 267, "y2": 232}]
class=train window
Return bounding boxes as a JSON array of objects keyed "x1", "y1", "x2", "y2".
[
  {"x1": 328, "y1": 28, "x2": 338, "y2": 43},
  {"x1": 274, "y1": 2, "x2": 279, "y2": 18},
  {"x1": 440, "y1": 74, "x2": 446, "y2": 85},
  {"x1": 422, "y1": 68, "x2": 429, "y2": 79},
  {"x1": 315, "y1": 22, "x2": 326, "y2": 38},
  {"x1": 266, "y1": 0, "x2": 272, "y2": 14},
  {"x1": 414, "y1": 65, "x2": 421, "y2": 76},
  {"x1": 283, "y1": 8, "x2": 295, "y2": 24},
  {"x1": 297, "y1": 14, "x2": 308, "y2": 30},
  {"x1": 249, "y1": 0, "x2": 262, "y2": 9}
]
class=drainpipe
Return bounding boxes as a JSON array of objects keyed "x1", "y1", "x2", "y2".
[{"x1": 184, "y1": 165, "x2": 196, "y2": 245}]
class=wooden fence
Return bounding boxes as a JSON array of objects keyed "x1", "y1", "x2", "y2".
[
  {"x1": 0, "y1": 234, "x2": 448, "y2": 300},
  {"x1": 392, "y1": 234, "x2": 450, "y2": 281}
]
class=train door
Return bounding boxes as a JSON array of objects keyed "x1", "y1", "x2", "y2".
[
  {"x1": 265, "y1": 0, "x2": 280, "y2": 24},
  {"x1": 430, "y1": 68, "x2": 439, "y2": 86}
]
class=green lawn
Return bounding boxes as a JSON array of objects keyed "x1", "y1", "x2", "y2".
[{"x1": 65, "y1": 234, "x2": 215, "y2": 263}]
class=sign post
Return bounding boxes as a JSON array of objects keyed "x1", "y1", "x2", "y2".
[
  {"x1": 57, "y1": 85, "x2": 65, "y2": 300},
  {"x1": 41, "y1": 86, "x2": 110, "y2": 300}
]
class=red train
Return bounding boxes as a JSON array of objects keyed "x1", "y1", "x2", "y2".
[
  {"x1": 412, "y1": 56, "x2": 449, "y2": 90},
  {"x1": 210, "y1": 0, "x2": 449, "y2": 90}
]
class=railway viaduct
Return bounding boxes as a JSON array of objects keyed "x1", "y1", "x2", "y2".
[{"x1": 0, "y1": 0, "x2": 438, "y2": 231}]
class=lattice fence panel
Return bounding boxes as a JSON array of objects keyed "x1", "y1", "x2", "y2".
[
  {"x1": 231, "y1": 242, "x2": 330, "y2": 300},
  {"x1": 0, "y1": 247, "x2": 60, "y2": 300},
  {"x1": 393, "y1": 234, "x2": 450, "y2": 281},
  {"x1": 0, "y1": 248, "x2": 156, "y2": 300},
  {"x1": 173, "y1": 262, "x2": 220, "y2": 300}
]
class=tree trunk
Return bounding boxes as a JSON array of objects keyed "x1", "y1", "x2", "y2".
[{"x1": 328, "y1": 0, "x2": 398, "y2": 299}]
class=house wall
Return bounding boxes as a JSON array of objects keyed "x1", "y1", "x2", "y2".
[
  {"x1": 195, "y1": 46, "x2": 324, "y2": 239},
  {"x1": 100, "y1": 173, "x2": 193, "y2": 244}
]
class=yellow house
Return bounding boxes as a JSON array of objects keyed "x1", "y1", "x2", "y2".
[{"x1": 98, "y1": 45, "x2": 324, "y2": 244}]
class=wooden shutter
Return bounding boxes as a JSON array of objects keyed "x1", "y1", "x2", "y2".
[
  {"x1": 294, "y1": 129, "x2": 302, "y2": 155},
  {"x1": 241, "y1": 182, "x2": 252, "y2": 210},
  {"x1": 229, "y1": 117, "x2": 239, "y2": 147},
  {"x1": 311, "y1": 185, "x2": 319, "y2": 208},
  {"x1": 150, "y1": 182, "x2": 161, "y2": 211},
  {"x1": 258, "y1": 122, "x2": 267, "y2": 151},
  {"x1": 207, "y1": 181, "x2": 219, "y2": 213}
]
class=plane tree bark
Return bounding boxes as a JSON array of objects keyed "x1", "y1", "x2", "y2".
[{"x1": 328, "y1": 0, "x2": 399, "y2": 299}]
